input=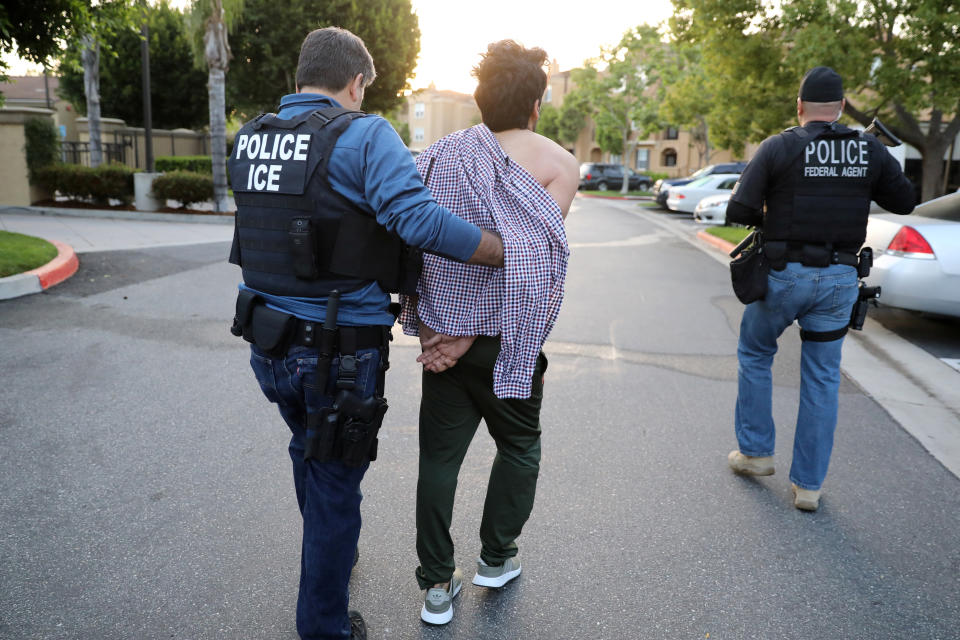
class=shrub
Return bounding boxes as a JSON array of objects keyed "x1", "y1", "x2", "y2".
[
  {"x1": 35, "y1": 163, "x2": 135, "y2": 204},
  {"x1": 24, "y1": 117, "x2": 60, "y2": 182},
  {"x1": 641, "y1": 171, "x2": 669, "y2": 183},
  {"x1": 155, "y1": 155, "x2": 212, "y2": 174},
  {"x1": 155, "y1": 155, "x2": 231, "y2": 187},
  {"x1": 151, "y1": 170, "x2": 213, "y2": 208}
]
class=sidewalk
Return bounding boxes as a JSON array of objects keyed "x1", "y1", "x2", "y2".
[{"x1": 0, "y1": 205, "x2": 234, "y2": 300}]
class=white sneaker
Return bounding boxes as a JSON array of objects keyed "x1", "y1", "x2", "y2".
[
  {"x1": 420, "y1": 568, "x2": 462, "y2": 625},
  {"x1": 472, "y1": 556, "x2": 522, "y2": 588}
]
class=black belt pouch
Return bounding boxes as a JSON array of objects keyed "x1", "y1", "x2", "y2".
[{"x1": 250, "y1": 304, "x2": 297, "y2": 359}]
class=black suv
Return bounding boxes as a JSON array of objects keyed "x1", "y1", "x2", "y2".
[
  {"x1": 579, "y1": 163, "x2": 653, "y2": 191},
  {"x1": 652, "y1": 162, "x2": 747, "y2": 206}
]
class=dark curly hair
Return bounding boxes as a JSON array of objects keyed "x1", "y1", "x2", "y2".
[{"x1": 472, "y1": 40, "x2": 548, "y2": 132}]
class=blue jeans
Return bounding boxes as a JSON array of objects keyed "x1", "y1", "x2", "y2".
[
  {"x1": 735, "y1": 262, "x2": 858, "y2": 491},
  {"x1": 250, "y1": 343, "x2": 386, "y2": 640}
]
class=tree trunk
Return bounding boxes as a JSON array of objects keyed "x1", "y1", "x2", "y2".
[
  {"x1": 204, "y1": 0, "x2": 231, "y2": 212},
  {"x1": 620, "y1": 126, "x2": 631, "y2": 195},
  {"x1": 920, "y1": 141, "x2": 949, "y2": 203},
  {"x1": 81, "y1": 35, "x2": 102, "y2": 168},
  {"x1": 701, "y1": 116, "x2": 711, "y2": 166},
  {"x1": 208, "y1": 67, "x2": 229, "y2": 211}
]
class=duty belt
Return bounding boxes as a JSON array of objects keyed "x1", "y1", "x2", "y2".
[
  {"x1": 784, "y1": 247, "x2": 859, "y2": 267},
  {"x1": 291, "y1": 321, "x2": 388, "y2": 350}
]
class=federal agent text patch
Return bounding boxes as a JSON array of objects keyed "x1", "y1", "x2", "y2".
[
  {"x1": 803, "y1": 137, "x2": 869, "y2": 179},
  {"x1": 231, "y1": 132, "x2": 312, "y2": 194}
]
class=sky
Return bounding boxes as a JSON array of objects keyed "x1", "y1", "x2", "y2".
[{"x1": 2, "y1": 0, "x2": 677, "y2": 92}]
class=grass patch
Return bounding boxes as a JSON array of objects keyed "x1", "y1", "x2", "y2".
[
  {"x1": 580, "y1": 190, "x2": 652, "y2": 197},
  {"x1": 705, "y1": 226, "x2": 751, "y2": 245},
  {"x1": 0, "y1": 231, "x2": 58, "y2": 277}
]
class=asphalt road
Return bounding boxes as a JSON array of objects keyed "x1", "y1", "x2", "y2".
[{"x1": 1, "y1": 197, "x2": 958, "y2": 640}]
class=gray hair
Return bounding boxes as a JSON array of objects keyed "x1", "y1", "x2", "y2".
[{"x1": 295, "y1": 27, "x2": 376, "y2": 92}]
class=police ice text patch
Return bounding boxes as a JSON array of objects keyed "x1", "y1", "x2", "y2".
[
  {"x1": 231, "y1": 132, "x2": 312, "y2": 193},
  {"x1": 803, "y1": 137, "x2": 869, "y2": 179}
]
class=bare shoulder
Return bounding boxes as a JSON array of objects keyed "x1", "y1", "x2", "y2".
[{"x1": 533, "y1": 133, "x2": 579, "y2": 176}]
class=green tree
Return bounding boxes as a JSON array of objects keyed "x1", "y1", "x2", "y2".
[
  {"x1": 670, "y1": 0, "x2": 960, "y2": 201},
  {"x1": 0, "y1": 0, "x2": 93, "y2": 101},
  {"x1": 557, "y1": 92, "x2": 590, "y2": 147},
  {"x1": 58, "y1": 1, "x2": 209, "y2": 130},
  {"x1": 226, "y1": 0, "x2": 419, "y2": 118},
  {"x1": 656, "y1": 41, "x2": 716, "y2": 167},
  {"x1": 537, "y1": 103, "x2": 562, "y2": 143},
  {"x1": 572, "y1": 24, "x2": 665, "y2": 193}
]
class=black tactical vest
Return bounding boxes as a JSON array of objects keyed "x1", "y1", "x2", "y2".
[
  {"x1": 227, "y1": 107, "x2": 419, "y2": 297},
  {"x1": 763, "y1": 123, "x2": 877, "y2": 251}
]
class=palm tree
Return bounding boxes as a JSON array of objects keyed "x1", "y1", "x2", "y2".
[
  {"x1": 80, "y1": 34, "x2": 102, "y2": 167},
  {"x1": 187, "y1": 0, "x2": 243, "y2": 212}
]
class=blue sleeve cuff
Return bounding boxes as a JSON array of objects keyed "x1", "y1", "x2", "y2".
[{"x1": 437, "y1": 214, "x2": 482, "y2": 262}]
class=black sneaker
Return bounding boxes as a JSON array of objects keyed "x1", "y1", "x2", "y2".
[{"x1": 349, "y1": 610, "x2": 367, "y2": 640}]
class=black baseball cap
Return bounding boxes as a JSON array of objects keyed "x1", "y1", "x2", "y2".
[{"x1": 799, "y1": 66, "x2": 843, "y2": 102}]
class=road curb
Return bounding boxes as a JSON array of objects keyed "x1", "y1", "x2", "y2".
[
  {"x1": 696, "y1": 229, "x2": 736, "y2": 254},
  {"x1": 0, "y1": 204, "x2": 235, "y2": 225},
  {"x1": 577, "y1": 193, "x2": 651, "y2": 201},
  {"x1": 0, "y1": 240, "x2": 78, "y2": 301}
]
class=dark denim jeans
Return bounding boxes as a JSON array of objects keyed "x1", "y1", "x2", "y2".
[
  {"x1": 250, "y1": 343, "x2": 385, "y2": 640},
  {"x1": 735, "y1": 262, "x2": 858, "y2": 490}
]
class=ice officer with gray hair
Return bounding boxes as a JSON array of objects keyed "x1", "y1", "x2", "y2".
[
  {"x1": 724, "y1": 66, "x2": 915, "y2": 511},
  {"x1": 226, "y1": 27, "x2": 504, "y2": 640}
]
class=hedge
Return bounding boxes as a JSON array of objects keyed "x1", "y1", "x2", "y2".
[
  {"x1": 155, "y1": 155, "x2": 231, "y2": 187},
  {"x1": 24, "y1": 118, "x2": 60, "y2": 182},
  {"x1": 151, "y1": 170, "x2": 213, "y2": 208},
  {"x1": 35, "y1": 163, "x2": 135, "y2": 204},
  {"x1": 155, "y1": 155, "x2": 211, "y2": 174}
]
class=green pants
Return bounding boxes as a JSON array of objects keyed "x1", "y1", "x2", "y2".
[{"x1": 415, "y1": 335, "x2": 547, "y2": 589}]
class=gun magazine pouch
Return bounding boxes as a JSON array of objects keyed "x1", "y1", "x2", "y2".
[
  {"x1": 232, "y1": 290, "x2": 296, "y2": 359},
  {"x1": 305, "y1": 391, "x2": 389, "y2": 467}
]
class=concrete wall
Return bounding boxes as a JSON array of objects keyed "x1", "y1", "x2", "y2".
[{"x1": 0, "y1": 107, "x2": 55, "y2": 206}]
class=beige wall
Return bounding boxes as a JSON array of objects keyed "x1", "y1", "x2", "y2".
[
  {"x1": 0, "y1": 107, "x2": 55, "y2": 206},
  {"x1": 76, "y1": 118, "x2": 208, "y2": 169},
  {"x1": 405, "y1": 85, "x2": 480, "y2": 151}
]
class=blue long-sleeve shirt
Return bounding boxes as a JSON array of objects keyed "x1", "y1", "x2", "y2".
[{"x1": 239, "y1": 93, "x2": 483, "y2": 326}]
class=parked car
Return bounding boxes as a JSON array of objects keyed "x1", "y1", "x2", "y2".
[
  {"x1": 652, "y1": 161, "x2": 747, "y2": 206},
  {"x1": 579, "y1": 163, "x2": 653, "y2": 191},
  {"x1": 666, "y1": 174, "x2": 740, "y2": 213},
  {"x1": 693, "y1": 193, "x2": 731, "y2": 224},
  {"x1": 863, "y1": 190, "x2": 960, "y2": 318}
]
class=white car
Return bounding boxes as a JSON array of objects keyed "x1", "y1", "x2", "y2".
[
  {"x1": 693, "y1": 193, "x2": 731, "y2": 224},
  {"x1": 666, "y1": 174, "x2": 740, "y2": 213},
  {"x1": 864, "y1": 190, "x2": 960, "y2": 318}
]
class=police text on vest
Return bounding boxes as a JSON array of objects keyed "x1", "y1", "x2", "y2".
[
  {"x1": 234, "y1": 133, "x2": 311, "y2": 192},
  {"x1": 803, "y1": 138, "x2": 868, "y2": 179}
]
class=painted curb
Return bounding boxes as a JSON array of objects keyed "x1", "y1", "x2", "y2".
[
  {"x1": 696, "y1": 229, "x2": 736, "y2": 254},
  {"x1": 0, "y1": 240, "x2": 78, "y2": 301}
]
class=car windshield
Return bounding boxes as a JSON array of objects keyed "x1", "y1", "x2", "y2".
[
  {"x1": 687, "y1": 176, "x2": 714, "y2": 188},
  {"x1": 689, "y1": 165, "x2": 714, "y2": 179}
]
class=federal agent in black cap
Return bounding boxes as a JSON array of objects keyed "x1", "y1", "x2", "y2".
[{"x1": 722, "y1": 65, "x2": 915, "y2": 511}]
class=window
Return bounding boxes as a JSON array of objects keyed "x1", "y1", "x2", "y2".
[
  {"x1": 718, "y1": 178, "x2": 739, "y2": 189},
  {"x1": 635, "y1": 148, "x2": 650, "y2": 170},
  {"x1": 665, "y1": 126, "x2": 679, "y2": 140},
  {"x1": 413, "y1": 127, "x2": 425, "y2": 142},
  {"x1": 414, "y1": 102, "x2": 425, "y2": 119},
  {"x1": 544, "y1": 86, "x2": 552, "y2": 103},
  {"x1": 609, "y1": 154, "x2": 621, "y2": 165},
  {"x1": 662, "y1": 149, "x2": 678, "y2": 167}
]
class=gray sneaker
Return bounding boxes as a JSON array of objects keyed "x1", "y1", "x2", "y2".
[
  {"x1": 472, "y1": 556, "x2": 521, "y2": 588},
  {"x1": 420, "y1": 568, "x2": 462, "y2": 625}
]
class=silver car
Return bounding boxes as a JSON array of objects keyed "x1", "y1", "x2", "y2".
[{"x1": 864, "y1": 190, "x2": 960, "y2": 318}]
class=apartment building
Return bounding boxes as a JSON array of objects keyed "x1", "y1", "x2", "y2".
[
  {"x1": 401, "y1": 64, "x2": 747, "y2": 177},
  {"x1": 404, "y1": 82, "x2": 480, "y2": 152}
]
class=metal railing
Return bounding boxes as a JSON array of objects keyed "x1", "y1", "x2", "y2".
[{"x1": 61, "y1": 141, "x2": 130, "y2": 166}]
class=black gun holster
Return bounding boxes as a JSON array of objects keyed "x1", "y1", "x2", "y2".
[{"x1": 305, "y1": 390, "x2": 388, "y2": 467}]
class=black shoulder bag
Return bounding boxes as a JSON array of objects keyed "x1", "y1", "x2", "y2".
[{"x1": 729, "y1": 230, "x2": 769, "y2": 304}]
